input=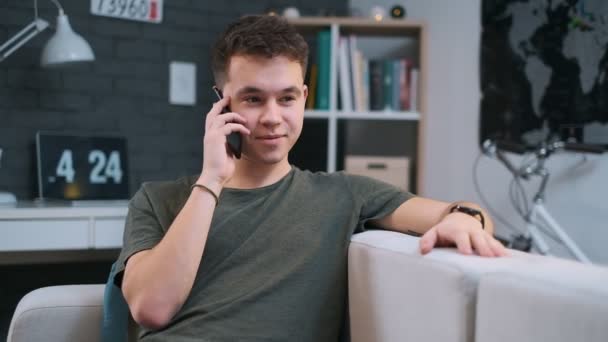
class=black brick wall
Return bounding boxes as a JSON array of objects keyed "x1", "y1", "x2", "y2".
[{"x1": 0, "y1": 0, "x2": 347, "y2": 199}]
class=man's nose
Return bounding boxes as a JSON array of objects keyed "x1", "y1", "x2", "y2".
[{"x1": 260, "y1": 101, "x2": 282, "y2": 125}]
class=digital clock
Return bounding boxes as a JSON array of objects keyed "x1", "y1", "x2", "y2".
[{"x1": 36, "y1": 132, "x2": 130, "y2": 200}]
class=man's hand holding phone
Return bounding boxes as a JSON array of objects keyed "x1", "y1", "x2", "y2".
[
  {"x1": 198, "y1": 94, "x2": 250, "y2": 193},
  {"x1": 213, "y1": 86, "x2": 243, "y2": 159}
]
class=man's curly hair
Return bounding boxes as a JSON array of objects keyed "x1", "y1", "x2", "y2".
[{"x1": 211, "y1": 15, "x2": 309, "y2": 88}]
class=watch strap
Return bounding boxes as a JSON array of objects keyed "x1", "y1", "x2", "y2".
[{"x1": 449, "y1": 204, "x2": 485, "y2": 229}]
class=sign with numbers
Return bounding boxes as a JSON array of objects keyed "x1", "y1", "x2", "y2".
[
  {"x1": 90, "y1": 0, "x2": 163, "y2": 23},
  {"x1": 36, "y1": 132, "x2": 130, "y2": 200}
]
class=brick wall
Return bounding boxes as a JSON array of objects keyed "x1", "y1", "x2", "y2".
[{"x1": 0, "y1": 0, "x2": 347, "y2": 199}]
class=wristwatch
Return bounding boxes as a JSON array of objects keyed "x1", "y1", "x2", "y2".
[{"x1": 449, "y1": 204, "x2": 485, "y2": 230}]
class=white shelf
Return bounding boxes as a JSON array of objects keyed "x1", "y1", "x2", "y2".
[
  {"x1": 0, "y1": 201, "x2": 127, "y2": 219},
  {"x1": 304, "y1": 111, "x2": 421, "y2": 121},
  {"x1": 336, "y1": 111, "x2": 420, "y2": 121},
  {"x1": 0, "y1": 201, "x2": 127, "y2": 252},
  {"x1": 304, "y1": 110, "x2": 332, "y2": 119}
]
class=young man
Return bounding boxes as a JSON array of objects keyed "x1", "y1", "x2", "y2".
[{"x1": 114, "y1": 15, "x2": 507, "y2": 341}]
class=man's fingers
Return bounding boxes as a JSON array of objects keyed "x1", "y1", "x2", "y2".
[
  {"x1": 453, "y1": 232, "x2": 473, "y2": 255},
  {"x1": 212, "y1": 96, "x2": 231, "y2": 114},
  {"x1": 211, "y1": 112, "x2": 247, "y2": 128},
  {"x1": 419, "y1": 228, "x2": 437, "y2": 254},
  {"x1": 222, "y1": 123, "x2": 250, "y2": 136},
  {"x1": 487, "y1": 234, "x2": 509, "y2": 257},
  {"x1": 471, "y1": 231, "x2": 493, "y2": 257},
  {"x1": 205, "y1": 96, "x2": 232, "y2": 129}
]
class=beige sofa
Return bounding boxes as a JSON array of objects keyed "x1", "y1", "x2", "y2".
[{"x1": 8, "y1": 231, "x2": 608, "y2": 342}]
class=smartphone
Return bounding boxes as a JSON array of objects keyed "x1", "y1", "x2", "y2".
[{"x1": 212, "y1": 86, "x2": 242, "y2": 159}]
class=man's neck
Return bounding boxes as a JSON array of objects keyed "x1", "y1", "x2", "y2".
[{"x1": 225, "y1": 159, "x2": 292, "y2": 189}]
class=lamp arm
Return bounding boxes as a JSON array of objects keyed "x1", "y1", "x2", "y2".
[
  {"x1": 0, "y1": 18, "x2": 49, "y2": 62},
  {"x1": 0, "y1": 0, "x2": 65, "y2": 62}
]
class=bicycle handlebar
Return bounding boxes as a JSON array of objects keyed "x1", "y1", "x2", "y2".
[
  {"x1": 482, "y1": 139, "x2": 605, "y2": 179},
  {"x1": 561, "y1": 142, "x2": 605, "y2": 154},
  {"x1": 490, "y1": 140, "x2": 605, "y2": 155}
]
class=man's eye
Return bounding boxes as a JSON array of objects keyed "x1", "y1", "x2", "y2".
[
  {"x1": 281, "y1": 96, "x2": 296, "y2": 103},
  {"x1": 245, "y1": 97, "x2": 261, "y2": 104}
]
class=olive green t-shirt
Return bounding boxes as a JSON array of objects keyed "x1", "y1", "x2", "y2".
[{"x1": 114, "y1": 167, "x2": 414, "y2": 341}]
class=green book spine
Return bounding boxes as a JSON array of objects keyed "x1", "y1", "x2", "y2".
[
  {"x1": 315, "y1": 30, "x2": 331, "y2": 110},
  {"x1": 383, "y1": 59, "x2": 394, "y2": 110}
]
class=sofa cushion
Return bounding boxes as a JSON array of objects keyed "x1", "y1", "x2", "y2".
[
  {"x1": 7, "y1": 285, "x2": 105, "y2": 342},
  {"x1": 476, "y1": 257, "x2": 608, "y2": 342},
  {"x1": 348, "y1": 230, "x2": 531, "y2": 342}
]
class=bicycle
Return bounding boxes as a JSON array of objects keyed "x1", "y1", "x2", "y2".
[{"x1": 478, "y1": 139, "x2": 605, "y2": 264}]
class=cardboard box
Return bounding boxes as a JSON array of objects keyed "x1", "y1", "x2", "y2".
[{"x1": 345, "y1": 155, "x2": 410, "y2": 190}]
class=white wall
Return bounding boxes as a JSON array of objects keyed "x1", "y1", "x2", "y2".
[{"x1": 349, "y1": 0, "x2": 608, "y2": 264}]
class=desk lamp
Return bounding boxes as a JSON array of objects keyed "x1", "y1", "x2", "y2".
[{"x1": 0, "y1": 0, "x2": 95, "y2": 66}]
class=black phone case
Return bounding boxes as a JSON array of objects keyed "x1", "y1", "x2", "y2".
[{"x1": 213, "y1": 87, "x2": 242, "y2": 159}]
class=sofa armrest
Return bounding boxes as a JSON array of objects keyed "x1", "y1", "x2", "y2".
[
  {"x1": 347, "y1": 230, "x2": 526, "y2": 342},
  {"x1": 7, "y1": 284, "x2": 105, "y2": 342}
]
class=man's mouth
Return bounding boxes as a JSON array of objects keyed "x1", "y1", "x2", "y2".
[{"x1": 257, "y1": 134, "x2": 286, "y2": 140}]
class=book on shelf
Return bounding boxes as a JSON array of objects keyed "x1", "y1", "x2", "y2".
[
  {"x1": 315, "y1": 29, "x2": 331, "y2": 110},
  {"x1": 383, "y1": 59, "x2": 394, "y2": 111},
  {"x1": 333, "y1": 34, "x2": 418, "y2": 113},
  {"x1": 361, "y1": 55, "x2": 370, "y2": 112},
  {"x1": 353, "y1": 50, "x2": 366, "y2": 111},
  {"x1": 369, "y1": 59, "x2": 384, "y2": 111},
  {"x1": 306, "y1": 64, "x2": 318, "y2": 110},
  {"x1": 347, "y1": 35, "x2": 362, "y2": 112},
  {"x1": 398, "y1": 59, "x2": 411, "y2": 111},
  {"x1": 366, "y1": 58, "x2": 418, "y2": 112},
  {"x1": 338, "y1": 37, "x2": 353, "y2": 111},
  {"x1": 410, "y1": 68, "x2": 419, "y2": 112}
]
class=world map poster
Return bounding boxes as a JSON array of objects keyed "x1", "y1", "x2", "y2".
[{"x1": 481, "y1": 0, "x2": 608, "y2": 146}]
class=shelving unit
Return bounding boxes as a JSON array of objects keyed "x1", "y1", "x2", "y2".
[{"x1": 289, "y1": 17, "x2": 427, "y2": 194}]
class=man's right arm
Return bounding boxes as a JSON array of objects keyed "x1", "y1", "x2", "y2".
[
  {"x1": 121, "y1": 95, "x2": 250, "y2": 330},
  {"x1": 121, "y1": 184, "x2": 218, "y2": 330}
]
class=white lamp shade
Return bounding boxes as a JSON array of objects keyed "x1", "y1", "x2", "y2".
[{"x1": 41, "y1": 13, "x2": 94, "y2": 67}]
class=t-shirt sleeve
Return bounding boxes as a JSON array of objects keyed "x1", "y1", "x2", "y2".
[
  {"x1": 344, "y1": 173, "x2": 416, "y2": 233},
  {"x1": 112, "y1": 184, "x2": 165, "y2": 287}
]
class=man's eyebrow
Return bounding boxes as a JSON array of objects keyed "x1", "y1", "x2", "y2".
[
  {"x1": 281, "y1": 86, "x2": 302, "y2": 96},
  {"x1": 234, "y1": 86, "x2": 301, "y2": 97},
  {"x1": 235, "y1": 87, "x2": 263, "y2": 97}
]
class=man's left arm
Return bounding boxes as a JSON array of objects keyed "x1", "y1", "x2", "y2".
[{"x1": 370, "y1": 197, "x2": 507, "y2": 257}]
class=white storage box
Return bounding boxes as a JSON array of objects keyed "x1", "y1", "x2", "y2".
[{"x1": 345, "y1": 155, "x2": 410, "y2": 190}]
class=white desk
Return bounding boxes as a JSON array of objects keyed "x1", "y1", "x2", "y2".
[{"x1": 0, "y1": 202, "x2": 128, "y2": 253}]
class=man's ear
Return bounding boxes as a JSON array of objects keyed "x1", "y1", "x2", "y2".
[{"x1": 303, "y1": 84, "x2": 308, "y2": 100}]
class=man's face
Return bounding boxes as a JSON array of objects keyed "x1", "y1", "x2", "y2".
[{"x1": 222, "y1": 55, "x2": 308, "y2": 166}]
